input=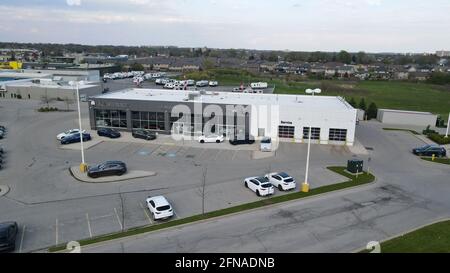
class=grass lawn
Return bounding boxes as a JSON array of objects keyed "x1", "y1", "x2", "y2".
[
  {"x1": 49, "y1": 166, "x2": 374, "y2": 252},
  {"x1": 181, "y1": 69, "x2": 450, "y2": 120},
  {"x1": 421, "y1": 157, "x2": 450, "y2": 165},
  {"x1": 374, "y1": 220, "x2": 450, "y2": 253}
]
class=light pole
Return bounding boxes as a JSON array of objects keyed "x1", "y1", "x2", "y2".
[
  {"x1": 302, "y1": 88, "x2": 322, "y2": 193},
  {"x1": 445, "y1": 113, "x2": 449, "y2": 138},
  {"x1": 70, "y1": 80, "x2": 87, "y2": 172}
]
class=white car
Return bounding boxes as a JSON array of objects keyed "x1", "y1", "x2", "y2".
[
  {"x1": 146, "y1": 196, "x2": 174, "y2": 220},
  {"x1": 260, "y1": 137, "x2": 272, "y2": 152},
  {"x1": 265, "y1": 172, "x2": 296, "y2": 191},
  {"x1": 57, "y1": 129, "x2": 86, "y2": 141},
  {"x1": 209, "y1": 81, "x2": 218, "y2": 87},
  {"x1": 164, "y1": 83, "x2": 175, "y2": 89},
  {"x1": 244, "y1": 176, "x2": 275, "y2": 197},
  {"x1": 198, "y1": 134, "x2": 224, "y2": 143}
]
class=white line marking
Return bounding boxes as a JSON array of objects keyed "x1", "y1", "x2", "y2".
[
  {"x1": 19, "y1": 225, "x2": 26, "y2": 253},
  {"x1": 114, "y1": 208, "x2": 123, "y2": 230},
  {"x1": 55, "y1": 218, "x2": 59, "y2": 245},
  {"x1": 199, "y1": 148, "x2": 207, "y2": 158},
  {"x1": 214, "y1": 150, "x2": 222, "y2": 160},
  {"x1": 86, "y1": 213, "x2": 93, "y2": 238},
  {"x1": 232, "y1": 150, "x2": 238, "y2": 160},
  {"x1": 140, "y1": 202, "x2": 153, "y2": 225}
]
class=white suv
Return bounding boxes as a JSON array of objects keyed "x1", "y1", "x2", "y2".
[
  {"x1": 244, "y1": 176, "x2": 275, "y2": 197},
  {"x1": 265, "y1": 172, "x2": 296, "y2": 191},
  {"x1": 198, "y1": 134, "x2": 224, "y2": 144},
  {"x1": 146, "y1": 196, "x2": 174, "y2": 220}
]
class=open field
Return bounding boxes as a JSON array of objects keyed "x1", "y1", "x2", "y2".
[{"x1": 183, "y1": 69, "x2": 450, "y2": 120}]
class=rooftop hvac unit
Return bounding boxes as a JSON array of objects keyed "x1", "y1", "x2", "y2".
[{"x1": 188, "y1": 93, "x2": 200, "y2": 100}]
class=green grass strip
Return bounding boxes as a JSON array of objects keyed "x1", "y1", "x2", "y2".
[
  {"x1": 362, "y1": 220, "x2": 450, "y2": 253},
  {"x1": 49, "y1": 166, "x2": 375, "y2": 252},
  {"x1": 421, "y1": 157, "x2": 450, "y2": 165},
  {"x1": 383, "y1": 128, "x2": 420, "y2": 135}
]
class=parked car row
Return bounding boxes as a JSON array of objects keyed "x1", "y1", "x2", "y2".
[
  {"x1": 0, "y1": 144, "x2": 4, "y2": 170},
  {"x1": 244, "y1": 172, "x2": 297, "y2": 197}
]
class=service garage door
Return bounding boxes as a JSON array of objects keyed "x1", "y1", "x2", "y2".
[{"x1": 278, "y1": 126, "x2": 295, "y2": 138}]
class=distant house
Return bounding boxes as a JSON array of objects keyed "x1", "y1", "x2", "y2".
[
  {"x1": 409, "y1": 71, "x2": 430, "y2": 81},
  {"x1": 392, "y1": 66, "x2": 410, "y2": 80}
]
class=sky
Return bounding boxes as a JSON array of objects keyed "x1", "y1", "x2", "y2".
[{"x1": 0, "y1": 0, "x2": 449, "y2": 53}]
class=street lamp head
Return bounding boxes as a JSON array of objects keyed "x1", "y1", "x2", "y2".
[
  {"x1": 305, "y1": 88, "x2": 322, "y2": 95},
  {"x1": 305, "y1": 89, "x2": 313, "y2": 94}
]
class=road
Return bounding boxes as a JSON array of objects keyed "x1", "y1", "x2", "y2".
[{"x1": 81, "y1": 123, "x2": 450, "y2": 253}]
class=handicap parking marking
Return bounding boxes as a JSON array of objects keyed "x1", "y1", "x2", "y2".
[
  {"x1": 140, "y1": 202, "x2": 153, "y2": 225},
  {"x1": 86, "y1": 213, "x2": 93, "y2": 238},
  {"x1": 114, "y1": 208, "x2": 123, "y2": 230}
]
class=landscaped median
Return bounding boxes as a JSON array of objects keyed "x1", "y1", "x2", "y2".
[
  {"x1": 382, "y1": 128, "x2": 420, "y2": 135},
  {"x1": 48, "y1": 166, "x2": 375, "y2": 252},
  {"x1": 361, "y1": 219, "x2": 450, "y2": 253}
]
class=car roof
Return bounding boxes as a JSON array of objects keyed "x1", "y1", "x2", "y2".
[
  {"x1": 0, "y1": 222, "x2": 16, "y2": 231},
  {"x1": 147, "y1": 196, "x2": 170, "y2": 206},
  {"x1": 103, "y1": 160, "x2": 125, "y2": 165}
]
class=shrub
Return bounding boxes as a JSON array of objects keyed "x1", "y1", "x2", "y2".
[
  {"x1": 427, "y1": 133, "x2": 450, "y2": 145},
  {"x1": 38, "y1": 107, "x2": 59, "y2": 112}
]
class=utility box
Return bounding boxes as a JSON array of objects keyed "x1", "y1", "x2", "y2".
[{"x1": 347, "y1": 159, "x2": 363, "y2": 174}]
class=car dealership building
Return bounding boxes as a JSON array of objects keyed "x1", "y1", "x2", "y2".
[{"x1": 88, "y1": 88, "x2": 357, "y2": 146}]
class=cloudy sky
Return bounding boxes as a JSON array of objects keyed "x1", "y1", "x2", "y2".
[{"x1": 0, "y1": 0, "x2": 449, "y2": 53}]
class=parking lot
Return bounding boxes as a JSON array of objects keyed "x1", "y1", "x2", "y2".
[
  {"x1": 3, "y1": 94, "x2": 447, "y2": 253},
  {"x1": 0, "y1": 98, "x2": 357, "y2": 252}
]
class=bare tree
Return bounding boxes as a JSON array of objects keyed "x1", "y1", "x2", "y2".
[
  {"x1": 40, "y1": 88, "x2": 55, "y2": 108},
  {"x1": 63, "y1": 96, "x2": 75, "y2": 111}
]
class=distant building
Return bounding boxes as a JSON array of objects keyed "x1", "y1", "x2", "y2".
[{"x1": 436, "y1": 51, "x2": 450, "y2": 57}]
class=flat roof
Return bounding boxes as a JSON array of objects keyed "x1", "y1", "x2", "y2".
[
  {"x1": 379, "y1": 109, "x2": 435, "y2": 115},
  {"x1": 93, "y1": 88, "x2": 354, "y2": 111},
  {"x1": 0, "y1": 71, "x2": 51, "y2": 79},
  {"x1": 6, "y1": 81, "x2": 98, "y2": 90}
]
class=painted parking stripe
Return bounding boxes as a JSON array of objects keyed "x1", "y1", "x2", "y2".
[
  {"x1": 140, "y1": 202, "x2": 153, "y2": 225},
  {"x1": 19, "y1": 225, "x2": 26, "y2": 253},
  {"x1": 86, "y1": 213, "x2": 93, "y2": 238},
  {"x1": 213, "y1": 150, "x2": 222, "y2": 161},
  {"x1": 114, "y1": 208, "x2": 123, "y2": 230},
  {"x1": 55, "y1": 218, "x2": 59, "y2": 245}
]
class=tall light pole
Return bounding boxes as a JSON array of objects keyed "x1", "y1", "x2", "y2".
[
  {"x1": 445, "y1": 113, "x2": 449, "y2": 138},
  {"x1": 70, "y1": 81, "x2": 87, "y2": 172},
  {"x1": 302, "y1": 88, "x2": 322, "y2": 193}
]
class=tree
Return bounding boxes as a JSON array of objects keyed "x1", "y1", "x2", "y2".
[
  {"x1": 337, "y1": 50, "x2": 352, "y2": 64},
  {"x1": 131, "y1": 63, "x2": 144, "y2": 71},
  {"x1": 358, "y1": 98, "x2": 367, "y2": 111},
  {"x1": 367, "y1": 102, "x2": 378, "y2": 120},
  {"x1": 348, "y1": 97, "x2": 357, "y2": 108},
  {"x1": 63, "y1": 96, "x2": 75, "y2": 111},
  {"x1": 40, "y1": 88, "x2": 55, "y2": 108}
]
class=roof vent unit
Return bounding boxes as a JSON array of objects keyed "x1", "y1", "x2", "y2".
[{"x1": 188, "y1": 93, "x2": 200, "y2": 101}]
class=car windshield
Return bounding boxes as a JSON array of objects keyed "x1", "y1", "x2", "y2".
[
  {"x1": 419, "y1": 145, "x2": 432, "y2": 150},
  {"x1": 261, "y1": 138, "x2": 271, "y2": 144},
  {"x1": 257, "y1": 177, "x2": 269, "y2": 183},
  {"x1": 156, "y1": 205, "x2": 171, "y2": 211},
  {"x1": 261, "y1": 183, "x2": 272, "y2": 188},
  {"x1": 279, "y1": 172, "x2": 290, "y2": 178}
]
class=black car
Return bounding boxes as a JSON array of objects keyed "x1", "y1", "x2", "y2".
[
  {"x1": 229, "y1": 135, "x2": 256, "y2": 146},
  {"x1": 0, "y1": 222, "x2": 18, "y2": 253},
  {"x1": 412, "y1": 145, "x2": 447, "y2": 157},
  {"x1": 60, "y1": 133, "x2": 92, "y2": 145},
  {"x1": 0, "y1": 131, "x2": 4, "y2": 139},
  {"x1": 97, "y1": 128, "x2": 121, "y2": 138},
  {"x1": 87, "y1": 161, "x2": 127, "y2": 178},
  {"x1": 132, "y1": 129, "x2": 157, "y2": 141}
]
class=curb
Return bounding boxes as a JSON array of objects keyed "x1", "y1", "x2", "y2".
[
  {"x1": 0, "y1": 185, "x2": 10, "y2": 197},
  {"x1": 69, "y1": 167, "x2": 157, "y2": 184}
]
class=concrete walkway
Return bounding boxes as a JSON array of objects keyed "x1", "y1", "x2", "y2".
[{"x1": 70, "y1": 167, "x2": 156, "y2": 183}]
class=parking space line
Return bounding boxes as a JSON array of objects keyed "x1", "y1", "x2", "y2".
[
  {"x1": 140, "y1": 202, "x2": 153, "y2": 225},
  {"x1": 232, "y1": 150, "x2": 238, "y2": 160},
  {"x1": 86, "y1": 213, "x2": 93, "y2": 238},
  {"x1": 149, "y1": 145, "x2": 162, "y2": 156},
  {"x1": 213, "y1": 150, "x2": 222, "y2": 161},
  {"x1": 19, "y1": 225, "x2": 26, "y2": 253},
  {"x1": 114, "y1": 208, "x2": 123, "y2": 230},
  {"x1": 199, "y1": 148, "x2": 207, "y2": 158},
  {"x1": 55, "y1": 218, "x2": 59, "y2": 245}
]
